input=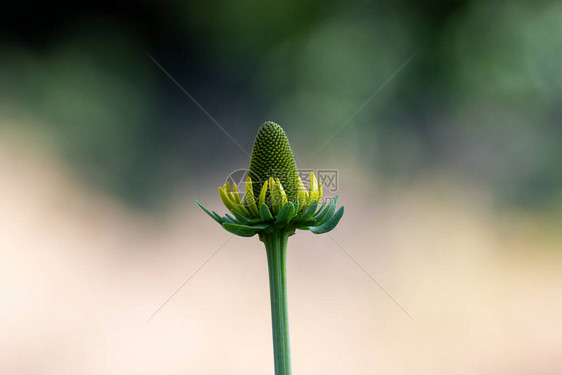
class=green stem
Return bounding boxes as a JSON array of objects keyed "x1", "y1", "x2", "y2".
[{"x1": 261, "y1": 230, "x2": 292, "y2": 375}]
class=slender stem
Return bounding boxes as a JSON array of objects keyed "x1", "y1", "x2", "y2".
[{"x1": 261, "y1": 230, "x2": 291, "y2": 375}]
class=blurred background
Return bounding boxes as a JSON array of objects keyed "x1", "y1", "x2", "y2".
[{"x1": 1, "y1": 1, "x2": 561, "y2": 374}]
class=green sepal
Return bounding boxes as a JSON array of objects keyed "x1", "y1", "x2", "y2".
[
  {"x1": 259, "y1": 203, "x2": 275, "y2": 222},
  {"x1": 314, "y1": 195, "x2": 339, "y2": 225},
  {"x1": 307, "y1": 206, "x2": 345, "y2": 234},
  {"x1": 196, "y1": 200, "x2": 223, "y2": 225},
  {"x1": 211, "y1": 211, "x2": 225, "y2": 223},
  {"x1": 224, "y1": 214, "x2": 239, "y2": 224},
  {"x1": 222, "y1": 223, "x2": 257, "y2": 237},
  {"x1": 231, "y1": 209, "x2": 262, "y2": 225},
  {"x1": 275, "y1": 202, "x2": 296, "y2": 226},
  {"x1": 292, "y1": 199, "x2": 300, "y2": 214},
  {"x1": 294, "y1": 218, "x2": 319, "y2": 227},
  {"x1": 251, "y1": 224, "x2": 271, "y2": 231},
  {"x1": 296, "y1": 200, "x2": 319, "y2": 223},
  {"x1": 313, "y1": 200, "x2": 328, "y2": 219}
]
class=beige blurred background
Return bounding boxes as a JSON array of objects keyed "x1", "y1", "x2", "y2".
[
  {"x1": 2, "y1": 127, "x2": 561, "y2": 374},
  {"x1": 2, "y1": 1, "x2": 562, "y2": 374}
]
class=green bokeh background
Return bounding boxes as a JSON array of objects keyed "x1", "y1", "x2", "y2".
[{"x1": 1, "y1": 0, "x2": 561, "y2": 215}]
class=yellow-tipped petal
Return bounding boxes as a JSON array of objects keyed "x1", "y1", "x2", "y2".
[
  {"x1": 235, "y1": 201, "x2": 251, "y2": 217},
  {"x1": 230, "y1": 182, "x2": 250, "y2": 216},
  {"x1": 245, "y1": 176, "x2": 253, "y2": 191},
  {"x1": 309, "y1": 172, "x2": 319, "y2": 203},
  {"x1": 259, "y1": 180, "x2": 269, "y2": 206},
  {"x1": 297, "y1": 176, "x2": 311, "y2": 211},
  {"x1": 276, "y1": 178, "x2": 288, "y2": 207},
  {"x1": 219, "y1": 186, "x2": 236, "y2": 211},
  {"x1": 227, "y1": 190, "x2": 239, "y2": 209},
  {"x1": 231, "y1": 182, "x2": 242, "y2": 204},
  {"x1": 224, "y1": 183, "x2": 237, "y2": 208},
  {"x1": 245, "y1": 176, "x2": 260, "y2": 217},
  {"x1": 318, "y1": 183, "x2": 323, "y2": 201},
  {"x1": 296, "y1": 176, "x2": 307, "y2": 207},
  {"x1": 270, "y1": 177, "x2": 281, "y2": 214}
]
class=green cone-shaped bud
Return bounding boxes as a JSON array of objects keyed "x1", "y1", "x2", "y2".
[{"x1": 248, "y1": 122, "x2": 299, "y2": 202}]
